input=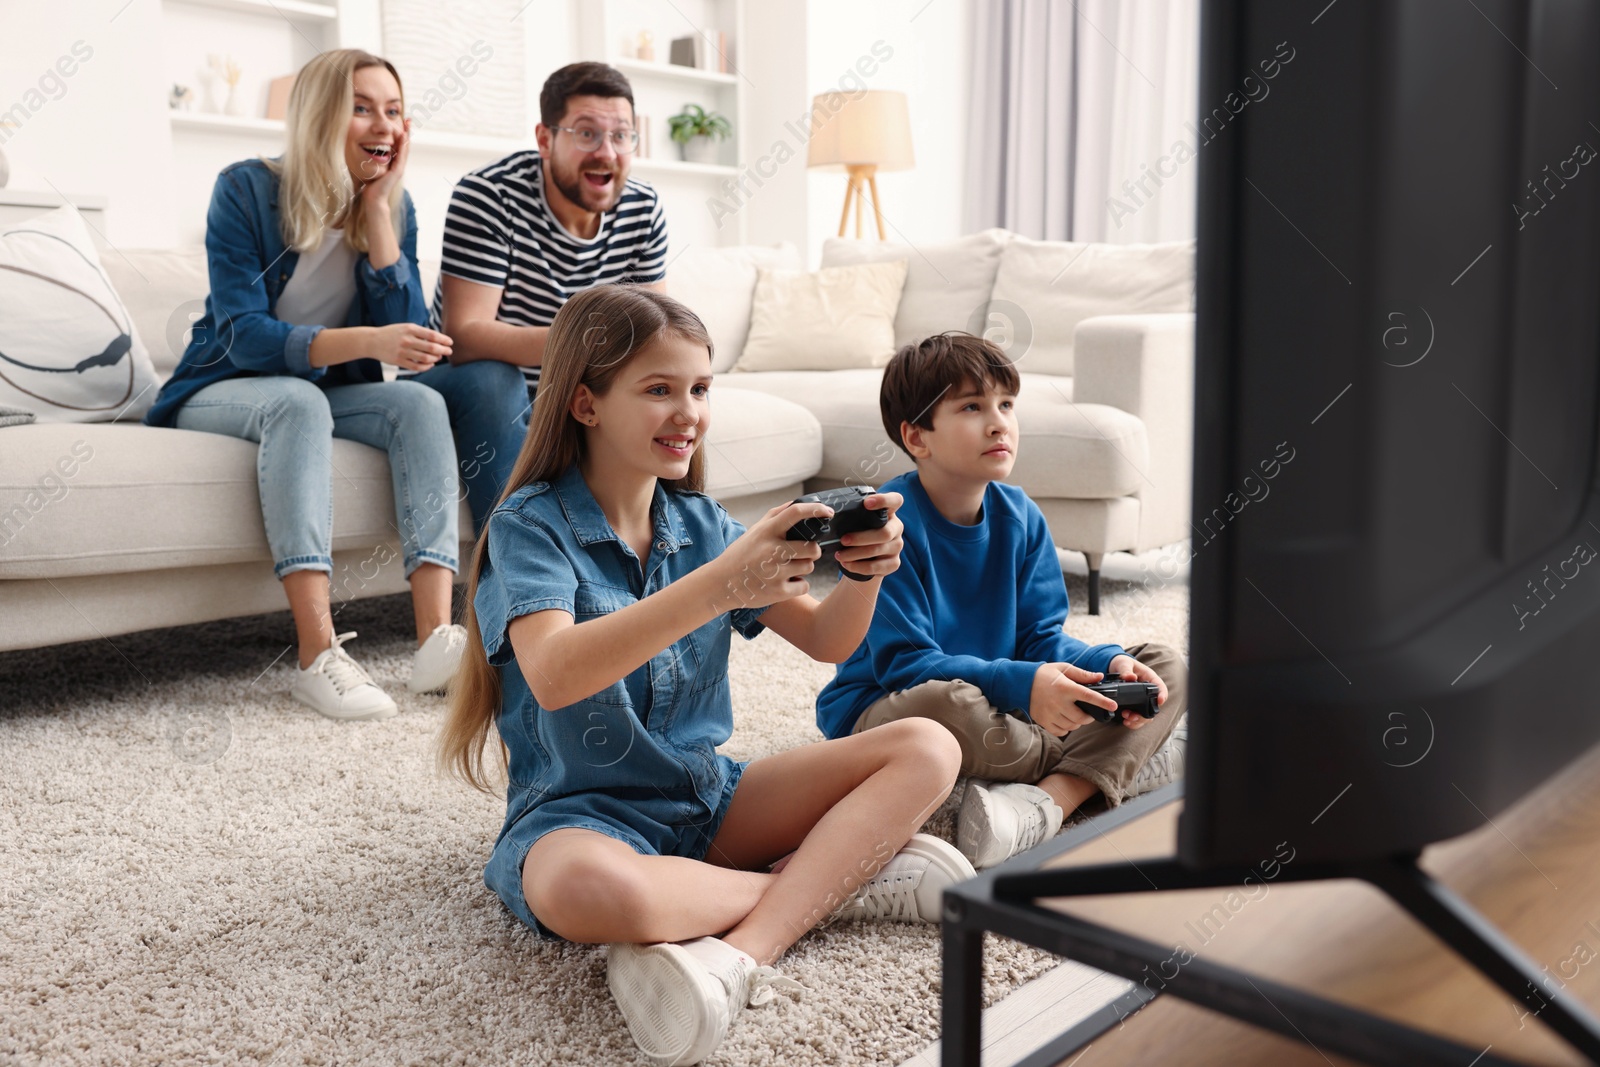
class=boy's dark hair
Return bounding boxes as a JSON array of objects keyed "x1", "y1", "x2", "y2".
[
  {"x1": 540, "y1": 62, "x2": 635, "y2": 128},
  {"x1": 880, "y1": 332, "x2": 1021, "y2": 456}
]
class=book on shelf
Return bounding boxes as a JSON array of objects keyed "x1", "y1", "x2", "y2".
[{"x1": 668, "y1": 32, "x2": 728, "y2": 72}]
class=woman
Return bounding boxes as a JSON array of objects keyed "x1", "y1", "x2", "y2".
[{"x1": 147, "y1": 49, "x2": 465, "y2": 721}]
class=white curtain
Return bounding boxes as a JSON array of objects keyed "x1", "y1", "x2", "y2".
[{"x1": 964, "y1": 0, "x2": 1200, "y2": 244}]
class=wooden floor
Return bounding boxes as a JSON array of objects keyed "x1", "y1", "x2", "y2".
[{"x1": 907, "y1": 742, "x2": 1600, "y2": 1067}]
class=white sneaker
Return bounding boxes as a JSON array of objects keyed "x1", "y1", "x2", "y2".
[
  {"x1": 1131, "y1": 722, "x2": 1187, "y2": 796},
  {"x1": 608, "y1": 936, "x2": 801, "y2": 1066},
  {"x1": 407, "y1": 622, "x2": 467, "y2": 693},
  {"x1": 289, "y1": 632, "x2": 397, "y2": 721},
  {"x1": 830, "y1": 833, "x2": 976, "y2": 923},
  {"x1": 957, "y1": 781, "x2": 1065, "y2": 870}
]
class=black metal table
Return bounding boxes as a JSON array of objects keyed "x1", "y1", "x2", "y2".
[{"x1": 938, "y1": 781, "x2": 1600, "y2": 1067}]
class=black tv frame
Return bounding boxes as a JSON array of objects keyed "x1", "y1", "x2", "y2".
[{"x1": 939, "y1": 0, "x2": 1600, "y2": 1061}]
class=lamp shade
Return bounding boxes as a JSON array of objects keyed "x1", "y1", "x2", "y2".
[{"x1": 806, "y1": 89, "x2": 915, "y2": 171}]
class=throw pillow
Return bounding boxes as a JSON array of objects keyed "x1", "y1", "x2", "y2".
[
  {"x1": 734, "y1": 259, "x2": 909, "y2": 373},
  {"x1": 666, "y1": 243, "x2": 803, "y2": 373},
  {"x1": 989, "y1": 236, "x2": 1194, "y2": 377},
  {"x1": 0, "y1": 403, "x2": 36, "y2": 428},
  {"x1": 0, "y1": 207, "x2": 161, "y2": 422},
  {"x1": 821, "y1": 229, "x2": 1009, "y2": 350}
]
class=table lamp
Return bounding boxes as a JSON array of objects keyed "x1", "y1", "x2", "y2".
[{"x1": 806, "y1": 89, "x2": 914, "y2": 240}]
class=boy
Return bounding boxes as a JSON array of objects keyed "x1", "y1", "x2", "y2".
[{"x1": 815, "y1": 333, "x2": 1187, "y2": 869}]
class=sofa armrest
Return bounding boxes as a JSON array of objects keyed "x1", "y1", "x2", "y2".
[{"x1": 1072, "y1": 313, "x2": 1195, "y2": 551}]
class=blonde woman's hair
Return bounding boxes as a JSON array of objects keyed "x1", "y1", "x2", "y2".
[
  {"x1": 438, "y1": 285, "x2": 715, "y2": 793},
  {"x1": 269, "y1": 49, "x2": 406, "y2": 253}
]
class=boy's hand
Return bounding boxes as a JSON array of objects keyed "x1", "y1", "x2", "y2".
[
  {"x1": 1106, "y1": 653, "x2": 1168, "y2": 729},
  {"x1": 713, "y1": 500, "x2": 829, "y2": 610},
  {"x1": 1029, "y1": 662, "x2": 1114, "y2": 736},
  {"x1": 834, "y1": 492, "x2": 905, "y2": 581}
]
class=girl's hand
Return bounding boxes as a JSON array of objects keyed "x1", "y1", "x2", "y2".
[
  {"x1": 361, "y1": 117, "x2": 410, "y2": 205},
  {"x1": 365, "y1": 322, "x2": 451, "y2": 371},
  {"x1": 714, "y1": 500, "x2": 831, "y2": 610},
  {"x1": 833, "y1": 491, "x2": 904, "y2": 581}
]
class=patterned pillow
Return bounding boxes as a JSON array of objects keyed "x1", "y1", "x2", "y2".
[{"x1": 0, "y1": 207, "x2": 160, "y2": 422}]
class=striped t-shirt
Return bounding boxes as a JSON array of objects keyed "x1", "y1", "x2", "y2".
[{"x1": 424, "y1": 149, "x2": 669, "y2": 395}]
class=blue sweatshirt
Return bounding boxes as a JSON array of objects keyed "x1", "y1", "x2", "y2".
[{"x1": 815, "y1": 471, "x2": 1126, "y2": 739}]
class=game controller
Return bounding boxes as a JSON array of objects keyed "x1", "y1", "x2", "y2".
[
  {"x1": 1074, "y1": 676, "x2": 1162, "y2": 725},
  {"x1": 785, "y1": 485, "x2": 889, "y2": 582}
]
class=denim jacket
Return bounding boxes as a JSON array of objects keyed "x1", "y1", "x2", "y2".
[
  {"x1": 475, "y1": 465, "x2": 769, "y2": 918},
  {"x1": 145, "y1": 158, "x2": 429, "y2": 428}
]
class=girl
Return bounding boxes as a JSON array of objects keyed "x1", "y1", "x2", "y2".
[
  {"x1": 439, "y1": 285, "x2": 972, "y2": 1066},
  {"x1": 146, "y1": 49, "x2": 468, "y2": 720}
]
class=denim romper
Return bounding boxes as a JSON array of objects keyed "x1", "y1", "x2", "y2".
[{"x1": 477, "y1": 464, "x2": 768, "y2": 935}]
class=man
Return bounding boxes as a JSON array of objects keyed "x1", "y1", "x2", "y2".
[{"x1": 410, "y1": 62, "x2": 669, "y2": 530}]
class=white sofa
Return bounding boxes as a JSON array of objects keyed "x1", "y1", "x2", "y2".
[{"x1": 0, "y1": 229, "x2": 1192, "y2": 652}]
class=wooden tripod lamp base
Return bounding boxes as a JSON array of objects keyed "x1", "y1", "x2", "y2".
[{"x1": 836, "y1": 164, "x2": 886, "y2": 240}]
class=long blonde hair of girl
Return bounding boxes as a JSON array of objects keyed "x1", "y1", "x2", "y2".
[
  {"x1": 269, "y1": 48, "x2": 406, "y2": 253},
  {"x1": 438, "y1": 284, "x2": 715, "y2": 793}
]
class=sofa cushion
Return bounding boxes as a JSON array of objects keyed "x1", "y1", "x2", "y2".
[
  {"x1": 701, "y1": 387, "x2": 823, "y2": 499},
  {"x1": 821, "y1": 229, "x2": 1009, "y2": 351},
  {"x1": 0, "y1": 422, "x2": 471, "y2": 580},
  {"x1": 735, "y1": 260, "x2": 908, "y2": 373},
  {"x1": 991, "y1": 236, "x2": 1194, "y2": 377},
  {"x1": 1, "y1": 208, "x2": 163, "y2": 422},
  {"x1": 100, "y1": 246, "x2": 209, "y2": 381},
  {"x1": 715, "y1": 370, "x2": 1148, "y2": 500},
  {"x1": 666, "y1": 243, "x2": 803, "y2": 373}
]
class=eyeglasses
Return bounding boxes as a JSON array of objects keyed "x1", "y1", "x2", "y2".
[{"x1": 549, "y1": 125, "x2": 640, "y2": 155}]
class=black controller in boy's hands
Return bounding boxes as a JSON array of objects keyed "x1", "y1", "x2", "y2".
[
  {"x1": 785, "y1": 486, "x2": 889, "y2": 582},
  {"x1": 1074, "y1": 677, "x2": 1162, "y2": 725}
]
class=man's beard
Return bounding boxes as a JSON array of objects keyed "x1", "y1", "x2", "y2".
[{"x1": 549, "y1": 155, "x2": 624, "y2": 213}]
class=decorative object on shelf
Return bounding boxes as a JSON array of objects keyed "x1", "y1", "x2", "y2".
[
  {"x1": 221, "y1": 56, "x2": 243, "y2": 117},
  {"x1": 636, "y1": 30, "x2": 654, "y2": 63},
  {"x1": 807, "y1": 89, "x2": 915, "y2": 240},
  {"x1": 620, "y1": 32, "x2": 635, "y2": 59},
  {"x1": 381, "y1": 0, "x2": 527, "y2": 139},
  {"x1": 668, "y1": 103, "x2": 730, "y2": 166},
  {"x1": 636, "y1": 113, "x2": 650, "y2": 159},
  {"x1": 197, "y1": 55, "x2": 224, "y2": 113},
  {"x1": 168, "y1": 84, "x2": 195, "y2": 112},
  {"x1": 266, "y1": 75, "x2": 295, "y2": 121}
]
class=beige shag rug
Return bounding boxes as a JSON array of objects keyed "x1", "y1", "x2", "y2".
[{"x1": 0, "y1": 566, "x2": 1188, "y2": 1066}]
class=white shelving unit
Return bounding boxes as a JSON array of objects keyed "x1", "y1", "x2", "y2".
[
  {"x1": 168, "y1": 110, "x2": 525, "y2": 158},
  {"x1": 165, "y1": 0, "x2": 337, "y2": 21},
  {"x1": 577, "y1": 0, "x2": 748, "y2": 243},
  {"x1": 609, "y1": 57, "x2": 738, "y2": 88}
]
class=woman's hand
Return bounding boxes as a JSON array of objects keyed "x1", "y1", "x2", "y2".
[
  {"x1": 833, "y1": 491, "x2": 904, "y2": 581},
  {"x1": 360, "y1": 117, "x2": 410, "y2": 206},
  {"x1": 712, "y1": 500, "x2": 831, "y2": 611},
  {"x1": 365, "y1": 322, "x2": 451, "y2": 372}
]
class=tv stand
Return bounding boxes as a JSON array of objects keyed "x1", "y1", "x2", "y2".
[{"x1": 941, "y1": 783, "x2": 1600, "y2": 1067}]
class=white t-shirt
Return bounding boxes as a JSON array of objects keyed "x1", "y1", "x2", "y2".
[{"x1": 276, "y1": 228, "x2": 359, "y2": 327}]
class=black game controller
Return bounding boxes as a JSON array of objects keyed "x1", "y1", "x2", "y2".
[
  {"x1": 785, "y1": 485, "x2": 890, "y2": 582},
  {"x1": 1074, "y1": 676, "x2": 1162, "y2": 725}
]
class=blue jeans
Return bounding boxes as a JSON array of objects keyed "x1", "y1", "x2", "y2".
[
  {"x1": 408, "y1": 359, "x2": 530, "y2": 533},
  {"x1": 175, "y1": 376, "x2": 460, "y2": 578}
]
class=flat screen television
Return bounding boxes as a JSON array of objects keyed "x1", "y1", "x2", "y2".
[
  {"x1": 1181, "y1": 0, "x2": 1600, "y2": 869},
  {"x1": 944, "y1": 3, "x2": 1600, "y2": 1065}
]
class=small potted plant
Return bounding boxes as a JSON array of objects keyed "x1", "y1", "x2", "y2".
[{"x1": 667, "y1": 103, "x2": 731, "y2": 165}]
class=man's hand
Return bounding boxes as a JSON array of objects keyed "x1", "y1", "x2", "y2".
[
  {"x1": 1106, "y1": 653, "x2": 1168, "y2": 729},
  {"x1": 1028, "y1": 662, "x2": 1114, "y2": 736}
]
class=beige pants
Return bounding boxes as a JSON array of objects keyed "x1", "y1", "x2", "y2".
[{"x1": 851, "y1": 642, "x2": 1187, "y2": 807}]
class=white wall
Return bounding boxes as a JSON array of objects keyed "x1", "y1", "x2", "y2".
[
  {"x1": 1, "y1": 4, "x2": 177, "y2": 247},
  {"x1": 0, "y1": 0, "x2": 968, "y2": 265}
]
